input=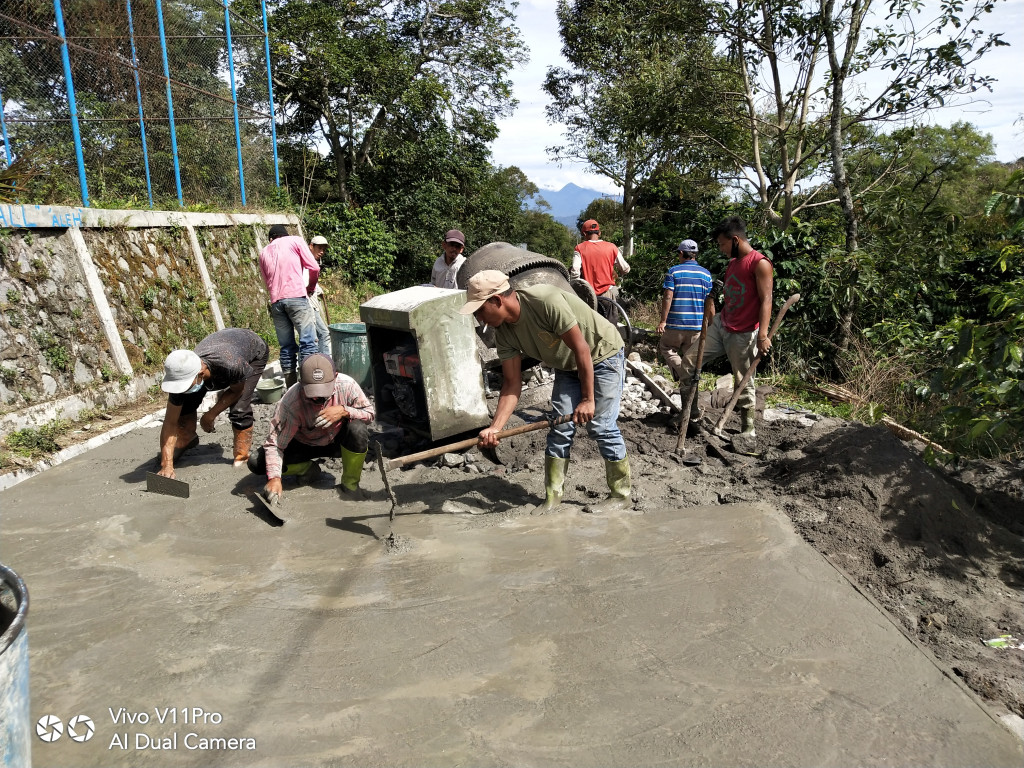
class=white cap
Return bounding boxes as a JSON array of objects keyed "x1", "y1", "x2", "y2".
[
  {"x1": 161, "y1": 350, "x2": 202, "y2": 393},
  {"x1": 310, "y1": 235, "x2": 328, "y2": 246}
]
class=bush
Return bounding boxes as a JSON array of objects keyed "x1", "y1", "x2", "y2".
[{"x1": 302, "y1": 204, "x2": 398, "y2": 286}]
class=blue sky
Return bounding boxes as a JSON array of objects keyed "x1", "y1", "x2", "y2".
[{"x1": 492, "y1": 0, "x2": 1024, "y2": 195}]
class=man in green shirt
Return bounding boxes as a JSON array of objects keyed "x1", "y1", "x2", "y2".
[{"x1": 459, "y1": 270, "x2": 631, "y2": 514}]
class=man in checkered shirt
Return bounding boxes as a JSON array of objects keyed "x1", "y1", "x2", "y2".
[{"x1": 249, "y1": 354, "x2": 374, "y2": 504}]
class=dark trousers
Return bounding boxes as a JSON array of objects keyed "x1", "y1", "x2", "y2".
[{"x1": 248, "y1": 420, "x2": 368, "y2": 475}]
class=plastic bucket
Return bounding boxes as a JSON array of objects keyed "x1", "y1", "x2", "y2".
[
  {"x1": 0, "y1": 564, "x2": 30, "y2": 767},
  {"x1": 256, "y1": 377, "x2": 286, "y2": 404},
  {"x1": 329, "y1": 323, "x2": 371, "y2": 391}
]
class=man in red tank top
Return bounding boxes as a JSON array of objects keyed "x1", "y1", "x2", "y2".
[
  {"x1": 571, "y1": 219, "x2": 630, "y2": 301},
  {"x1": 701, "y1": 216, "x2": 774, "y2": 440}
]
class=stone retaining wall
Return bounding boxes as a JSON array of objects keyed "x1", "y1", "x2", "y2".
[{"x1": 0, "y1": 205, "x2": 300, "y2": 435}]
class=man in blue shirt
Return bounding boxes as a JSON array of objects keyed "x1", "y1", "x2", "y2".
[{"x1": 657, "y1": 239, "x2": 713, "y2": 424}]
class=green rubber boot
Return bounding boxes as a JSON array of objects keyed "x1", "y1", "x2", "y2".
[
  {"x1": 282, "y1": 460, "x2": 321, "y2": 483},
  {"x1": 284, "y1": 371, "x2": 298, "y2": 388},
  {"x1": 339, "y1": 447, "x2": 366, "y2": 494},
  {"x1": 585, "y1": 457, "x2": 632, "y2": 513},
  {"x1": 531, "y1": 456, "x2": 569, "y2": 516},
  {"x1": 740, "y1": 407, "x2": 757, "y2": 437}
]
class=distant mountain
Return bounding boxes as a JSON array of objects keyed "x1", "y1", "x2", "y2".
[{"x1": 526, "y1": 183, "x2": 622, "y2": 231}]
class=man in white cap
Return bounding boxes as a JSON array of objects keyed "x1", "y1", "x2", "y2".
[
  {"x1": 157, "y1": 328, "x2": 269, "y2": 479},
  {"x1": 430, "y1": 229, "x2": 466, "y2": 289},
  {"x1": 249, "y1": 353, "x2": 375, "y2": 505},
  {"x1": 657, "y1": 238, "x2": 714, "y2": 425},
  {"x1": 307, "y1": 235, "x2": 332, "y2": 355},
  {"x1": 459, "y1": 270, "x2": 631, "y2": 515}
]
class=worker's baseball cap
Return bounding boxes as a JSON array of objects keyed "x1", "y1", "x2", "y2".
[
  {"x1": 310, "y1": 235, "x2": 328, "y2": 246},
  {"x1": 458, "y1": 270, "x2": 511, "y2": 315},
  {"x1": 581, "y1": 219, "x2": 600, "y2": 234},
  {"x1": 268, "y1": 224, "x2": 289, "y2": 240},
  {"x1": 161, "y1": 349, "x2": 202, "y2": 393},
  {"x1": 300, "y1": 354, "x2": 336, "y2": 399},
  {"x1": 678, "y1": 239, "x2": 699, "y2": 254},
  {"x1": 444, "y1": 229, "x2": 466, "y2": 246}
]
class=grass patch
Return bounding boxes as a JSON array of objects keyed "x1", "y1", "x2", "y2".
[
  {"x1": 320, "y1": 271, "x2": 382, "y2": 324},
  {"x1": 4, "y1": 416, "x2": 72, "y2": 459}
]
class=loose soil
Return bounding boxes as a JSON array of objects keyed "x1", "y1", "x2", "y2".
[{"x1": 381, "y1": 384, "x2": 1024, "y2": 722}]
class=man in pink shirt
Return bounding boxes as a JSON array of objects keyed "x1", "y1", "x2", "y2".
[
  {"x1": 249, "y1": 354, "x2": 375, "y2": 506},
  {"x1": 259, "y1": 224, "x2": 320, "y2": 387}
]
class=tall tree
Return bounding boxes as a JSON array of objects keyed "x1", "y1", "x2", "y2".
[
  {"x1": 714, "y1": 0, "x2": 1006, "y2": 344},
  {"x1": 257, "y1": 0, "x2": 526, "y2": 203},
  {"x1": 544, "y1": 0, "x2": 736, "y2": 260}
]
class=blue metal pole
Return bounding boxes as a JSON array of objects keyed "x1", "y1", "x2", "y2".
[
  {"x1": 223, "y1": 0, "x2": 246, "y2": 207},
  {"x1": 0, "y1": 86, "x2": 16, "y2": 201},
  {"x1": 261, "y1": 0, "x2": 280, "y2": 186},
  {"x1": 154, "y1": 0, "x2": 183, "y2": 206},
  {"x1": 53, "y1": 0, "x2": 89, "y2": 207},
  {"x1": 0, "y1": 85, "x2": 14, "y2": 170},
  {"x1": 125, "y1": 0, "x2": 154, "y2": 208}
]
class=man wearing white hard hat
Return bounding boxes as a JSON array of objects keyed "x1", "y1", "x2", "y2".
[
  {"x1": 657, "y1": 238, "x2": 713, "y2": 425},
  {"x1": 459, "y1": 270, "x2": 631, "y2": 515},
  {"x1": 157, "y1": 328, "x2": 269, "y2": 479},
  {"x1": 307, "y1": 235, "x2": 332, "y2": 355}
]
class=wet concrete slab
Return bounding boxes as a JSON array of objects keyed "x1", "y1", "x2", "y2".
[{"x1": 2, "y1": 426, "x2": 1022, "y2": 767}]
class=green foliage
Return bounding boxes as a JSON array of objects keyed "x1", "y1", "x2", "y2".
[
  {"x1": 5, "y1": 417, "x2": 71, "y2": 458},
  {"x1": 986, "y1": 169, "x2": 1024, "y2": 240},
  {"x1": 517, "y1": 210, "x2": 576, "y2": 262},
  {"x1": 929, "y1": 278, "x2": 1024, "y2": 453},
  {"x1": 0, "y1": 365, "x2": 16, "y2": 385},
  {"x1": 141, "y1": 287, "x2": 158, "y2": 310},
  {"x1": 253, "y1": 0, "x2": 526, "y2": 204},
  {"x1": 35, "y1": 331, "x2": 70, "y2": 372},
  {"x1": 100, "y1": 364, "x2": 114, "y2": 382},
  {"x1": 545, "y1": 0, "x2": 738, "y2": 254},
  {"x1": 6, "y1": 288, "x2": 19, "y2": 304},
  {"x1": 302, "y1": 204, "x2": 398, "y2": 285}
]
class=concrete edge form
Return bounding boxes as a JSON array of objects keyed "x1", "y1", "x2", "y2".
[
  {"x1": 67, "y1": 226, "x2": 134, "y2": 376},
  {"x1": 185, "y1": 223, "x2": 226, "y2": 331},
  {"x1": 0, "y1": 407, "x2": 164, "y2": 492}
]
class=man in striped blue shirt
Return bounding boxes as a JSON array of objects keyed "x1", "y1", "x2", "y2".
[{"x1": 657, "y1": 239, "x2": 714, "y2": 423}]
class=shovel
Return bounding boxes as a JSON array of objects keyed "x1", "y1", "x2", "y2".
[{"x1": 377, "y1": 414, "x2": 573, "y2": 520}]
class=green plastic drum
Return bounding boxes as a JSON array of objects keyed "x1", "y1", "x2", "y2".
[{"x1": 329, "y1": 323, "x2": 372, "y2": 392}]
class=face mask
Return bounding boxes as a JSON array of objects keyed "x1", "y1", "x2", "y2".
[{"x1": 184, "y1": 381, "x2": 204, "y2": 395}]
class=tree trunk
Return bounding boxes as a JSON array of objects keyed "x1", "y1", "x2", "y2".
[
  {"x1": 822, "y1": 0, "x2": 868, "y2": 353},
  {"x1": 621, "y1": 155, "x2": 636, "y2": 261}
]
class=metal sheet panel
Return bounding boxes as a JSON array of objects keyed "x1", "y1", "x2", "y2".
[{"x1": 361, "y1": 287, "x2": 489, "y2": 441}]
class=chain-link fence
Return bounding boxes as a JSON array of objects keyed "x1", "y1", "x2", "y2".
[{"x1": 0, "y1": 0, "x2": 279, "y2": 210}]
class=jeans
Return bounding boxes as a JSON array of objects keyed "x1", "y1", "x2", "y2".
[
  {"x1": 547, "y1": 348, "x2": 627, "y2": 462},
  {"x1": 313, "y1": 308, "x2": 332, "y2": 356},
  {"x1": 269, "y1": 297, "x2": 318, "y2": 373}
]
